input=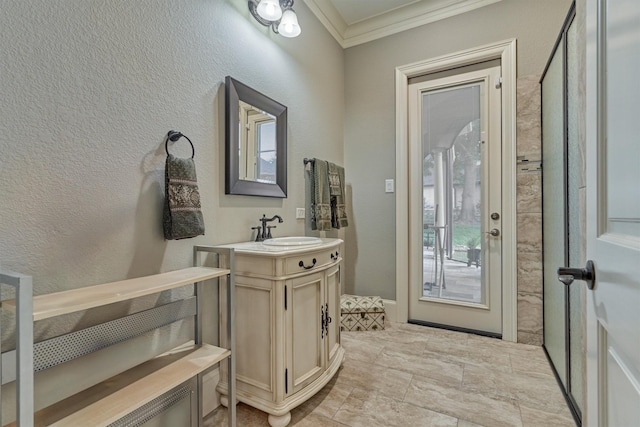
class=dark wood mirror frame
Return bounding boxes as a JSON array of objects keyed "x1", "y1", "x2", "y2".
[{"x1": 225, "y1": 76, "x2": 287, "y2": 198}]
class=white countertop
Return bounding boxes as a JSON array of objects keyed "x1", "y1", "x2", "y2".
[{"x1": 216, "y1": 238, "x2": 342, "y2": 256}]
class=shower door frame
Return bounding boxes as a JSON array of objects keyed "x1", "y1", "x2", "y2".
[{"x1": 540, "y1": 3, "x2": 583, "y2": 424}]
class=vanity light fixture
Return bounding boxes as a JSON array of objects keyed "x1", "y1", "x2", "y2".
[
  {"x1": 255, "y1": 0, "x2": 282, "y2": 21},
  {"x1": 277, "y1": 8, "x2": 301, "y2": 38},
  {"x1": 248, "y1": 0, "x2": 302, "y2": 38}
]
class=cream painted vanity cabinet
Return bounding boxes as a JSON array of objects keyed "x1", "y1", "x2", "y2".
[{"x1": 216, "y1": 238, "x2": 344, "y2": 427}]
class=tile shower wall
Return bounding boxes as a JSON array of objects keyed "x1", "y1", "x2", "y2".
[{"x1": 516, "y1": 75, "x2": 544, "y2": 345}]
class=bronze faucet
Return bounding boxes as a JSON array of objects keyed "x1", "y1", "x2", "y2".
[{"x1": 254, "y1": 214, "x2": 283, "y2": 242}]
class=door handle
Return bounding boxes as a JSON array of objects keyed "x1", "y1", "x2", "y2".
[
  {"x1": 485, "y1": 228, "x2": 500, "y2": 237},
  {"x1": 557, "y1": 260, "x2": 596, "y2": 290}
]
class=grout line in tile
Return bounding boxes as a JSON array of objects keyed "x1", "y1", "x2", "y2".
[
  {"x1": 517, "y1": 401, "x2": 525, "y2": 427},
  {"x1": 399, "y1": 372, "x2": 414, "y2": 401}
]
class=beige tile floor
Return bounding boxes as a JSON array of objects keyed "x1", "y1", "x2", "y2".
[{"x1": 205, "y1": 323, "x2": 576, "y2": 427}]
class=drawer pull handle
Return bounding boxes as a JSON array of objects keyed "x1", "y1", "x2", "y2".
[
  {"x1": 330, "y1": 251, "x2": 339, "y2": 260},
  {"x1": 299, "y1": 258, "x2": 317, "y2": 270}
]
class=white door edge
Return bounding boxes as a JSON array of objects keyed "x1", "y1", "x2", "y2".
[{"x1": 585, "y1": 0, "x2": 640, "y2": 424}]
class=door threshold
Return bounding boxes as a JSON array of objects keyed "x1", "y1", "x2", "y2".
[{"x1": 407, "y1": 319, "x2": 502, "y2": 339}]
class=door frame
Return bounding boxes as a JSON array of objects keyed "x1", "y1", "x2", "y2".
[{"x1": 395, "y1": 39, "x2": 518, "y2": 341}]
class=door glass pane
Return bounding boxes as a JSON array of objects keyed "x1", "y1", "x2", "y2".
[{"x1": 421, "y1": 84, "x2": 483, "y2": 304}]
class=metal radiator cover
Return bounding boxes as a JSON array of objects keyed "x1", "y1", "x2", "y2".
[
  {"x1": 108, "y1": 381, "x2": 195, "y2": 427},
  {"x1": 33, "y1": 297, "x2": 196, "y2": 372}
]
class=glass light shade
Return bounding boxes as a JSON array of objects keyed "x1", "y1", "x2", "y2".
[
  {"x1": 278, "y1": 9, "x2": 301, "y2": 38},
  {"x1": 256, "y1": 0, "x2": 282, "y2": 21}
]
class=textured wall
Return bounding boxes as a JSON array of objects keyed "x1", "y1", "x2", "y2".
[
  {"x1": 0, "y1": 0, "x2": 343, "y2": 419},
  {"x1": 343, "y1": 0, "x2": 573, "y2": 301},
  {"x1": 0, "y1": 0, "x2": 343, "y2": 309}
]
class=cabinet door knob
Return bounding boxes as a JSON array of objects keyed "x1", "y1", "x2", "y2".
[
  {"x1": 331, "y1": 251, "x2": 339, "y2": 260},
  {"x1": 321, "y1": 303, "x2": 332, "y2": 338}
]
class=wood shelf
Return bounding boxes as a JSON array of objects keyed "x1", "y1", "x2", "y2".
[
  {"x1": 8, "y1": 343, "x2": 230, "y2": 427},
  {"x1": 3, "y1": 267, "x2": 229, "y2": 321},
  {"x1": 3, "y1": 247, "x2": 236, "y2": 426}
]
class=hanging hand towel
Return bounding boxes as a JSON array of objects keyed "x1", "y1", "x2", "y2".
[
  {"x1": 163, "y1": 131, "x2": 205, "y2": 240},
  {"x1": 328, "y1": 161, "x2": 348, "y2": 229},
  {"x1": 310, "y1": 159, "x2": 332, "y2": 231}
]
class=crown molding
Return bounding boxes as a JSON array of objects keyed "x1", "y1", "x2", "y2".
[
  {"x1": 302, "y1": 0, "x2": 348, "y2": 45},
  {"x1": 303, "y1": 0, "x2": 502, "y2": 48}
]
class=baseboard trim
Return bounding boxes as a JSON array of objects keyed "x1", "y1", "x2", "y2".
[{"x1": 382, "y1": 299, "x2": 397, "y2": 324}]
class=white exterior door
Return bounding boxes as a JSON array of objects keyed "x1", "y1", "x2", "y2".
[
  {"x1": 585, "y1": 0, "x2": 640, "y2": 425},
  {"x1": 408, "y1": 65, "x2": 503, "y2": 335}
]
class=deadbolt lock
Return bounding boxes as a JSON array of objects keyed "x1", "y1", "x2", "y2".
[{"x1": 491, "y1": 212, "x2": 500, "y2": 220}]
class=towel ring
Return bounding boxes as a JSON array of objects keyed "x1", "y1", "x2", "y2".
[{"x1": 165, "y1": 130, "x2": 195, "y2": 159}]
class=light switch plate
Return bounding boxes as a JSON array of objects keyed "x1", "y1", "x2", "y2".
[
  {"x1": 296, "y1": 208, "x2": 305, "y2": 219},
  {"x1": 385, "y1": 179, "x2": 394, "y2": 193}
]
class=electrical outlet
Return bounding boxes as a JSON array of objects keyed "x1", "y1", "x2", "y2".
[
  {"x1": 296, "y1": 208, "x2": 305, "y2": 219},
  {"x1": 385, "y1": 179, "x2": 395, "y2": 193}
]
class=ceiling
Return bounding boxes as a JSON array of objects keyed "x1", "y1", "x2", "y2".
[
  {"x1": 302, "y1": 0, "x2": 502, "y2": 48},
  {"x1": 331, "y1": 0, "x2": 422, "y2": 24}
]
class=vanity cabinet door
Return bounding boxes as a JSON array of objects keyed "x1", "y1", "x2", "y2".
[
  {"x1": 325, "y1": 263, "x2": 341, "y2": 365},
  {"x1": 219, "y1": 276, "x2": 275, "y2": 403},
  {"x1": 286, "y1": 272, "x2": 324, "y2": 396}
]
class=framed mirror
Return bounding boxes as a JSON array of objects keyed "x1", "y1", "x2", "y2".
[{"x1": 225, "y1": 76, "x2": 287, "y2": 197}]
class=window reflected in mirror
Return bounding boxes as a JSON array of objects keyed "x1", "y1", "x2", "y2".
[{"x1": 238, "y1": 100, "x2": 277, "y2": 184}]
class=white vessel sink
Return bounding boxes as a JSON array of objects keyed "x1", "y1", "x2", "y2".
[{"x1": 262, "y1": 237, "x2": 322, "y2": 247}]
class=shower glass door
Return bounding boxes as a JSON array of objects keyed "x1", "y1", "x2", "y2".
[
  {"x1": 408, "y1": 65, "x2": 502, "y2": 335},
  {"x1": 542, "y1": 6, "x2": 583, "y2": 422}
]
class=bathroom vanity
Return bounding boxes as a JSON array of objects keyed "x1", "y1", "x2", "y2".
[{"x1": 216, "y1": 238, "x2": 344, "y2": 427}]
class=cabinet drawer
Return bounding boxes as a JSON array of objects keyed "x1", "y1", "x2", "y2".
[
  {"x1": 235, "y1": 254, "x2": 275, "y2": 277},
  {"x1": 284, "y1": 247, "x2": 340, "y2": 275}
]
